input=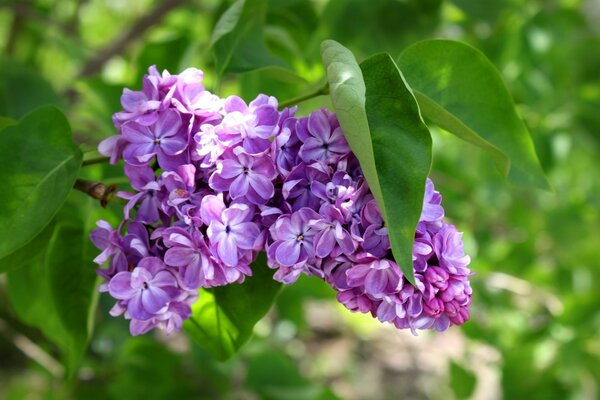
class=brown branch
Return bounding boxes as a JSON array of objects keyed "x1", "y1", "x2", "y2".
[
  {"x1": 78, "y1": 0, "x2": 187, "y2": 78},
  {"x1": 74, "y1": 178, "x2": 117, "y2": 208}
]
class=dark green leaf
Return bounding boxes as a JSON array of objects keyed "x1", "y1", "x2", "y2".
[
  {"x1": 0, "y1": 58, "x2": 63, "y2": 119},
  {"x1": 246, "y1": 351, "x2": 337, "y2": 400},
  {"x1": 0, "y1": 116, "x2": 16, "y2": 130},
  {"x1": 0, "y1": 106, "x2": 82, "y2": 259},
  {"x1": 398, "y1": 39, "x2": 550, "y2": 190},
  {"x1": 321, "y1": 40, "x2": 432, "y2": 284},
  {"x1": 0, "y1": 219, "x2": 55, "y2": 274},
  {"x1": 211, "y1": 0, "x2": 286, "y2": 77},
  {"x1": 45, "y1": 219, "x2": 99, "y2": 376},
  {"x1": 185, "y1": 253, "x2": 281, "y2": 361},
  {"x1": 449, "y1": 361, "x2": 477, "y2": 399},
  {"x1": 6, "y1": 196, "x2": 106, "y2": 377}
]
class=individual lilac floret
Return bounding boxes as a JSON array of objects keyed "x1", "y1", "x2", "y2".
[
  {"x1": 122, "y1": 109, "x2": 188, "y2": 170},
  {"x1": 209, "y1": 148, "x2": 277, "y2": 205},
  {"x1": 202, "y1": 195, "x2": 261, "y2": 269},
  {"x1": 108, "y1": 257, "x2": 179, "y2": 321}
]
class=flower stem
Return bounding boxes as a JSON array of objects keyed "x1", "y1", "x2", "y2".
[
  {"x1": 279, "y1": 83, "x2": 329, "y2": 109},
  {"x1": 82, "y1": 156, "x2": 110, "y2": 167},
  {"x1": 74, "y1": 178, "x2": 117, "y2": 208}
]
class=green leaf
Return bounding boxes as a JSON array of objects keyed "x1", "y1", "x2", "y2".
[
  {"x1": 211, "y1": 0, "x2": 286, "y2": 77},
  {"x1": 0, "y1": 58, "x2": 63, "y2": 119},
  {"x1": 0, "y1": 116, "x2": 16, "y2": 130},
  {"x1": 398, "y1": 39, "x2": 550, "y2": 190},
  {"x1": 449, "y1": 361, "x2": 477, "y2": 399},
  {"x1": 0, "y1": 219, "x2": 55, "y2": 274},
  {"x1": 185, "y1": 253, "x2": 281, "y2": 361},
  {"x1": 6, "y1": 200, "x2": 102, "y2": 377},
  {"x1": 321, "y1": 40, "x2": 432, "y2": 284},
  {"x1": 0, "y1": 106, "x2": 82, "y2": 259},
  {"x1": 45, "y1": 219, "x2": 99, "y2": 376}
]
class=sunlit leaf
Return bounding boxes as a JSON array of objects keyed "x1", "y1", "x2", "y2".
[
  {"x1": 0, "y1": 106, "x2": 82, "y2": 259},
  {"x1": 398, "y1": 39, "x2": 550, "y2": 190},
  {"x1": 211, "y1": 0, "x2": 285, "y2": 77},
  {"x1": 185, "y1": 253, "x2": 281, "y2": 361}
]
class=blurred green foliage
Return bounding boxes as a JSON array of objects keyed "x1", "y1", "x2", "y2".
[{"x1": 0, "y1": 0, "x2": 599, "y2": 399}]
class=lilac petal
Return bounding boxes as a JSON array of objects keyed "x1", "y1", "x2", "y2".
[
  {"x1": 130, "y1": 319, "x2": 156, "y2": 335},
  {"x1": 128, "y1": 294, "x2": 153, "y2": 320},
  {"x1": 123, "y1": 142, "x2": 157, "y2": 165},
  {"x1": 141, "y1": 286, "x2": 170, "y2": 314},
  {"x1": 155, "y1": 109, "x2": 182, "y2": 138},
  {"x1": 160, "y1": 135, "x2": 188, "y2": 155},
  {"x1": 181, "y1": 260, "x2": 203, "y2": 290},
  {"x1": 137, "y1": 194, "x2": 160, "y2": 223},
  {"x1": 108, "y1": 272, "x2": 136, "y2": 300},
  {"x1": 328, "y1": 128, "x2": 350, "y2": 153},
  {"x1": 200, "y1": 195, "x2": 225, "y2": 224},
  {"x1": 223, "y1": 204, "x2": 250, "y2": 226},
  {"x1": 365, "y1": 269, "x2": 387, "y2": 295},
  {"x1": 164, "y1": 247, "x2": 197, "y2": 267},
  {"x1": 124, "y1": 164, "x2": 155, "y2": 190},
  {"x1": 248, "y1": 174, "x2": 274, "y2": 200},
  {"x1": 315, "y1": 230, "x2": 336, "y2": 258},
  {"x1": 217, "y1": 235, "x2": 239, "y2": 266},
  {"x1": 219, "y1": 159, "x2": 245, "y2": 179},
  {"x1": 224, "y1": 95, "x2": 248, "y2": 113},
  {"x1": 308, "y1": 109, "x2": 330, "y2": 138},
  {"x1": 231, "y1": 222, "x2": 260, "y2": 249},
  {"x1": 275, "y1": 240, "x2": 301, "y2": 267},
  {"x1": 121, "y1": 89, "x2": 147, "y2": 112},
  {"x1": 300, "y1": 138, "x2": 326, "y2": 162},
  {"x1": 150, "y1": 270, "x2": 177, "y2": 288},
  {"x1": 122, "y1": 122, "x2": 153, "y2": 143},
  {"x1": 376, "y1": 299, "x2": 397, "y2": 322},
  {"x1": 229, "y1": 174, "x2": 250, "y2": 198}
]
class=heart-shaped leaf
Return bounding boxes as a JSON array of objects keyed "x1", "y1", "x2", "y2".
[
  {"x1": 0, "y1": 106, "x2": 82, "y2": 259},
  {"x1": 397, "y1": 39, "x2": 550, "y2": 190}
]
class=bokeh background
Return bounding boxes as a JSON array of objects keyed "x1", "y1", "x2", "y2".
[{"x1": 1, "y1": 0, "x2": 599, "y2": 399}]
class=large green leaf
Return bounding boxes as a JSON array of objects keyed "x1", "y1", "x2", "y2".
[
  {"x1": 321, "y1": 40, "x2": 432, "y2": 284},
  {"x1": 7, "y1": 199, "x2": 103, "y2": 377},
  {"x1": 211, "y1": 0, "x2": 286, "y2": 78},
  {"x1": 0, "y1": 58, "x2": 63, "y2": 119},
  {"x1": 0, "y1": 219, "x2": 55, "y2": 274},
  {"x1": 397, "y1": 39, "x2": 550, "y2": 190},
  {"x1": 185, "y1": 253, "x2": 281, "y2": 361},
  {"x1": 0, "y1": 106, "x2": 82, "y2": 259},
  {"x1": 45, "y1": 219, "x2": 99, "y2": 375}
]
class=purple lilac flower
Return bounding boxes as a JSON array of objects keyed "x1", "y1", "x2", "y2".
[
  {"x1": 108, "y1": 257, "x2": 179, "y2": 321},
  {"x1": 209, "y1": 148, "x2": 277, "y2": 205},
  {"x1": 122, "y1": 109, "x2": 188, "y2": 170},
  {"x1": 267, "y1": 109, "x2": 472, "y2": 334},
  {"x1": 201, "y1": 195, "x2": 261, "y2": 268},
  {"x1": 93, "y1": 65, "x2": 472, "y2": 337}
]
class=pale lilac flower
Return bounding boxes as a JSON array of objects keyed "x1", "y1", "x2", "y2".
[
  {"x1": 209, "y1": 148, "x2": 277, "y2": 205},
  {"x1": 298, "y1": 109, "x2": 350, "y2": 163},
  {"x1": 267, "y1": 208, "x2": 321, "y2": 267},
  {"x1": 108, "y1": 257, "x2": 178, "y2": 320},
  {"x1": 201, "y1": 195, "x2": 261, "y2": 267},
  {"x1": 122, "y1": 109, "x2": 188, "y2": 170}
]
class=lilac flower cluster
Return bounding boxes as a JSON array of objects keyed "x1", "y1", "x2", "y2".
[
  {"x1": 266, "y1": 109, "x2": 473, "y2": 333},
  {"x1": 91, "y1": 66, "x2": 472, "y2": 336},
  {"x1": 92, "y1": 66, "x2": 285, "y2": 335}
]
